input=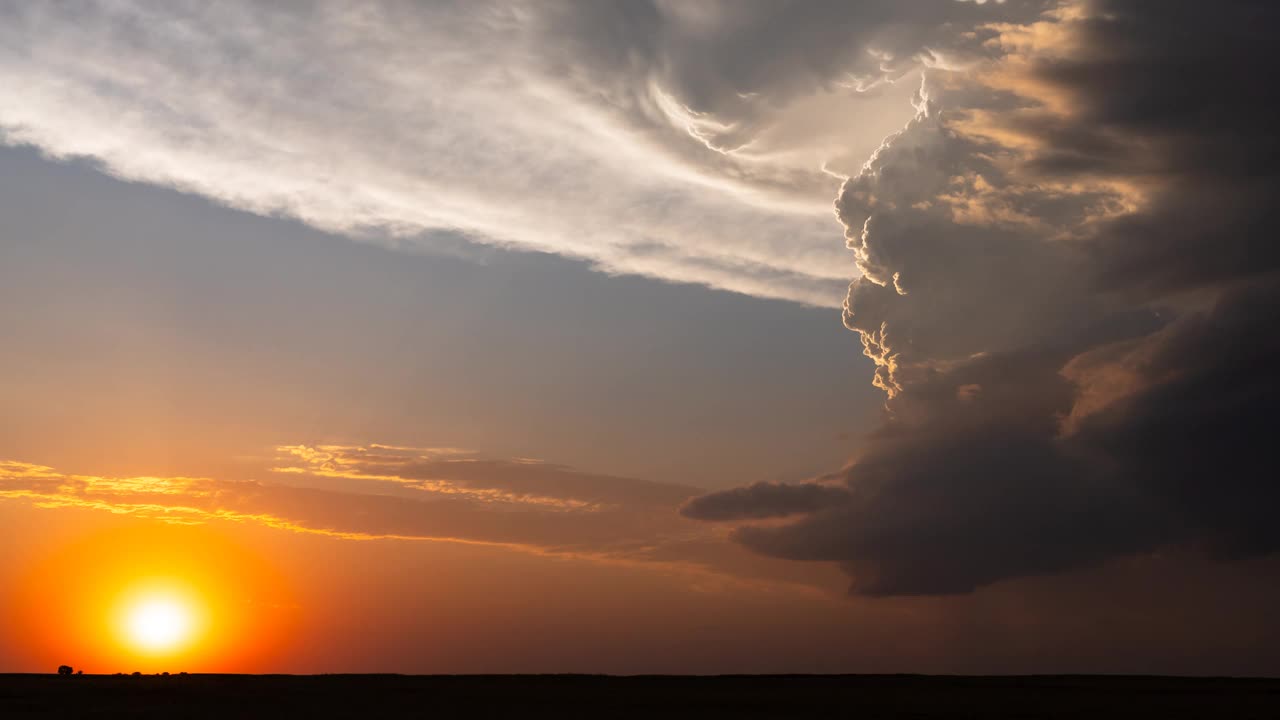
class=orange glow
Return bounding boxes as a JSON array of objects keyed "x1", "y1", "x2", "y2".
[{"x1": 13, "y1": 521, "x2": 296, "y2": 673}]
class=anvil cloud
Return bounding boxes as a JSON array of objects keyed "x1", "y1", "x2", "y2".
[{"x1": 0, "y1": 0, "x2": 1047, "y2": 306}]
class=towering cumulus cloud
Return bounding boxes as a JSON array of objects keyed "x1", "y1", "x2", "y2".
[
  {"x1": 684, "y1": 0, "x2": 1280, "y2": 595},
  {"x1": 0, "y1": 0, "x2": 1042, "y2": 307}
]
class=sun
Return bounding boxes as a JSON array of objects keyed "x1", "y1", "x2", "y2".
[
  {"x1": 16, "y1": 525, "x2": 295, "y2": 672},
  {"x1": 125, "y1": 596, "x2": 193, "y2": 652},
  {"x1": 113, "y1": 585, "x2": 207, "y2": 657}
]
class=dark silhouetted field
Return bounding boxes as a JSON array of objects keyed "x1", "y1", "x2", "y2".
[{"x1": 2, "y1": 673, "x2": 1279, "y2": 718}]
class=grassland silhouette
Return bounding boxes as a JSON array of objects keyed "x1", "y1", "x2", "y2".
[{"x1": 10, "y1": 672, "x2": 1280, "y2": 718}]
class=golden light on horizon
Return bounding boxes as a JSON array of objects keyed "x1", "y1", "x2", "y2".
[{"x1": 13, "y1": 521, "x2": 297, "y2": 673}]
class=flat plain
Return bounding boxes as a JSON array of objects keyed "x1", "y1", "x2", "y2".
[{"x1": 2, "y1": 673, "x2": 1279, "y2": 718}]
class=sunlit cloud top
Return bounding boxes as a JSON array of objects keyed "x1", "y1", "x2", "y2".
[{"x1": 0, "y1": 1, "x2": 1045, "y2": 307}]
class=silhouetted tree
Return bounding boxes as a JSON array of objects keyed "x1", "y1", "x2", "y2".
[{"x1": 57, "y1": 665, "x2": 72, "y2": 676}]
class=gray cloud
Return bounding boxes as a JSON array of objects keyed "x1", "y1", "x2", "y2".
[
  {"x1": 707, "y1": 349, "x2": 1164, "y2": 595},
  {"x1": 1068, "y1": 281, "x2": 1280, "y2": 557},
  {"x1": 685, "y1": 0, "x2": 1280, "y2": 595},
  {"x1": 533, "y1": 1, "x2": 1053, "y2": 164},
  {"x1": 832, "y1": 77, "x2": 1142, "y2": 394},
  {"x1": 1038, "y1": 1, "x2": 1280, "y2": 296},
  {"x1": 680, "y1": 480, "x2": 851, "y2": 522}
]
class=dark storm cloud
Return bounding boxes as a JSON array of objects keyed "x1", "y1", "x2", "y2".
[
  {"x1": 1019, "y1": 0, "x2": 1280, "y2": 294},
  {"x1": 686, "y1": 0, "x2": 1280, "y2": 595},
  {"x1": 723, "y1": 350, "x2": 1167, "y2": 596},
  {"x1": 680, "y1": 480, "x2": 851, "y2": 522},
  {"x1": 1069, "y1": 281, "x2": 1280, "y2": 557}
]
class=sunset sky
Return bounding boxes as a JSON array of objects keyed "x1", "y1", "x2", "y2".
[{"x1": 3, "y1": 0, "x2": 1279, "y2": 676}]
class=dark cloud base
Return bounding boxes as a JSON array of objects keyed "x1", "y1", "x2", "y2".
[{"x1": 685, "y1": 0, "x2": 1280, "y2": 596}]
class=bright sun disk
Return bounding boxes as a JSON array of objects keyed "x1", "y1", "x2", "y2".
[{"x1": 123, "y1": 594, "x2": 195, "y2": 653}]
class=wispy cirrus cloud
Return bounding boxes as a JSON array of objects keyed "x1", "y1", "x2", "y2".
[
  {"x1": 0, "y1": 1, "x2": 1046, "y2": 307},
  {"x1": 0, "y1": 452, "x2": 834, "y2": 593},
  {"x1": 270, "y1": 443, "x2": 697, "y2": 512}
]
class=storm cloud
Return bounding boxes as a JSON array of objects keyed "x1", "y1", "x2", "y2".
[
  {"x1": 5, "y1": 0, "x2": 1276, "y2": 600},
  {"x1": 685, "y1": 0, "x2": 1280, "y2": 595}
]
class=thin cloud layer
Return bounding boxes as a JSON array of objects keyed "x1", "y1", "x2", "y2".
[
  {"x1": 0, "y1": 452, "x2": 835, "y2": 593},
  {"x1": 0, "y1": 1, "x2": 1045, "y2": 306},
  {"x1": 271, "y1": 444, "x2": 696, "y2": 511},
  {"x1": 0, "y1": 453, "x2": 694, "y2": 547},
  {"x1": 684, "y1": 0, "x2": 1280, "y2": 595}
]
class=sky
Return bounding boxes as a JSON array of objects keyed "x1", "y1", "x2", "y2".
[{"x1": 2, "y1": 0, "x2": 1279, "y2": 675}]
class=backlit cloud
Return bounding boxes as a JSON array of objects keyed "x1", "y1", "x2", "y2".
[
  {"x1": 684, "y1": 0, "x2": 1280, "y2": 595},
  {"x1": 0, "y1": 1, "x2": 1047, "y2": 307},
  {"x1": 0, "y1": 452, "x2": 835, "y2": 594}
]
